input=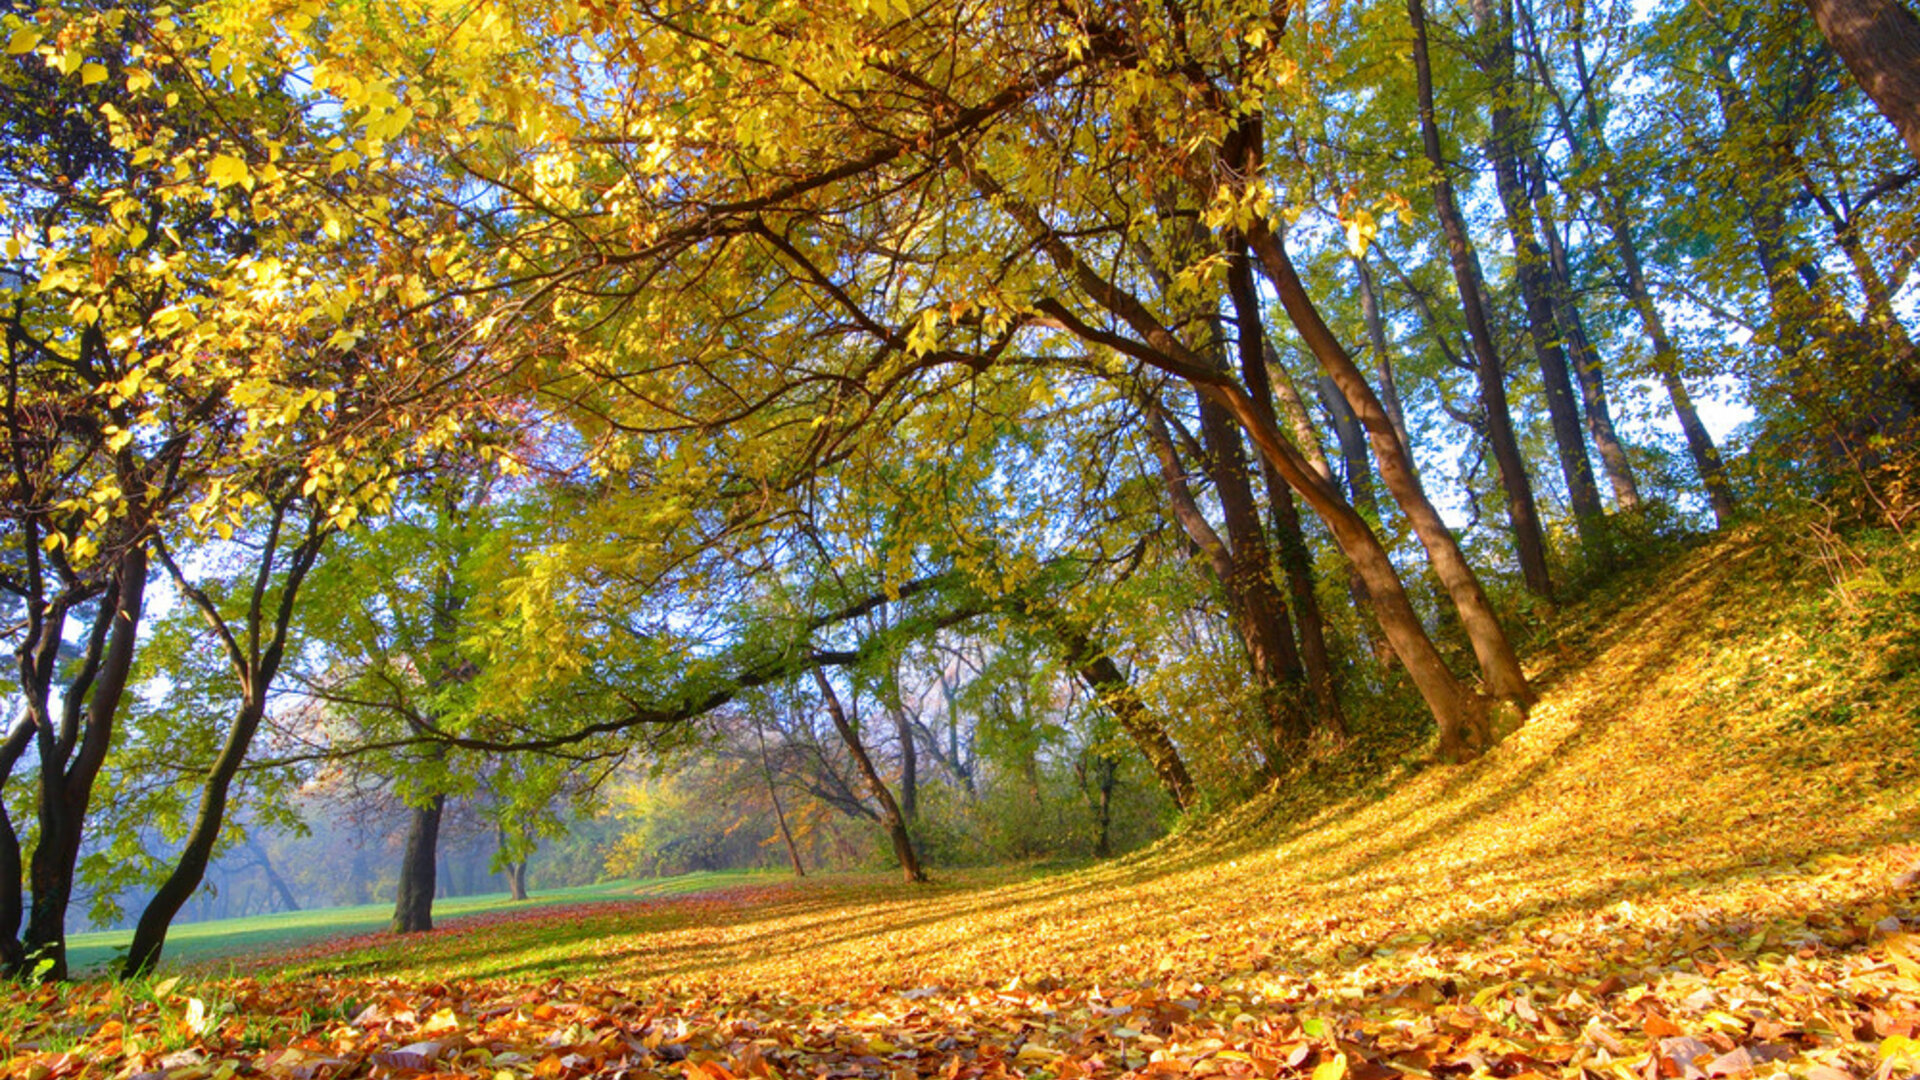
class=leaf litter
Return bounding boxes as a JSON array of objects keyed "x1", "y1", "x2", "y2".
[{"x1": 6, "y1": 529, "x2": 1920, "y2": 1080}]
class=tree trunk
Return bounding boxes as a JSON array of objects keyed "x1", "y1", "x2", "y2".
[
  {"x1": 1805, "y1": 0, "x2": 1920, "y2": 162},
  {"x1": 1200, "y1": 378, "x2": 1496, "y2": 762},
  {"x1": 1408, "y1": 0, "x2": 1554, "y2": 597},
  {"x1": 1475, "y1": 0, "x2": 1606, "y2": 551},
  {"x1": 1270, "y1": 486, "x2": 1348, "y2": 735},
  {"x1": 886, "y1": 664, "x2": 918, "y2": 822},
  {"x1": 252, "y1": 841, "x2": 301, "y2": 914},
  {"x1": 1315, "y1": 374, "x2": 1378, "y2": 513},
  {"x1": 974, "y1": 161, "x2": 1495, "y2": 758},
  {"x1": 1196, "y1": 394, "x2": 1313, "y2": 758},
  {"x1": 392, "y1": 793, "x2": 446, "y2": 933},
  {"x1": 0, "y1": 718, "x2": 33, "y2": 974},
  {"x1": 1562, "y1": 25, "x2": 1735, "y2": 525},
  {"x1": 1046, "y1": 617, "x2": 1198, "y2": 809},
  {"x1": 1535, "y1": 180, "x2": 1642, "y2": 513},
  {"x1": 506, "y1": 860, "x2": 529, "y2": 901},
  {"x1": 123, "y1": 694, "x2": 268, "y2": 976},
  {"x1": 22, "y1": 544, "x2": 147, "y2": 982},
  {"x1": 124, "y1": 509, "x2": 321, "y2": 977},
  {"x1": 1354, "y1": 254, "x2": 1418, "y2": 474},
  {"x1": 811, "y1": 669, "x2": 925, "y2": 883},
  {"x1": 756, "y1": 719, "x2": 807, "y2": 877},
  {"x1": 1228, "y1": 250, "x2": 1348, "y2": 734},
  {"x1": 1247, "y1": 229, "x2": 1536, "y2": 710}
]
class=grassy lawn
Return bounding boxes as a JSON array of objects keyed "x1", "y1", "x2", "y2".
[{"x1": 63, "y1": 871, "x2": 776, "y2": 975}]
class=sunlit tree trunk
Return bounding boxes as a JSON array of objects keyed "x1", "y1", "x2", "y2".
[
  {"x1": 1247, "y1": 230, "x2": 1536, "y2": 711},
  {"x1": 123, "y1": 504, "x2": 327, "y2": 977}
]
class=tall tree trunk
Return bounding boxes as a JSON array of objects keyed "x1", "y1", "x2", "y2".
[
  {"x1": 1046, "y1": 617, "x2": 1198, "y2": 809},
  {"x1": 1229, "y1": 250, "x2": 1348, "y2": 734},
  {"x1": 392, "y1": 793, "x2": 446, "y2": 933},
  {"x1": 1200, "y1": 377, "x2": 1496, "y2": 762},
  {"x1": 812, "y1": 669, "x2": 925, "y2": 883},
  {"x1": 1534, "y1": 179, "x2": 1642, "y2": 512},
  {"x1": 1196, "y1": 395, "x2": 1313, "y2": 758},
  {"x1": 977, "y1": 161, "x2": 1496, "y2": 758},
  {"x1": 885, "y1": 661, "x2": 918, "y2": 822},
  {"x1": 1560, "y1": 29, "x2": 1736, "y2": 525},
  {"x1": 1354, "y1": 254, "x2": 1418, "y2": 473},
  {"x1": 1144, "y1": 390, "x2": 1314, "y2": 759},
  {"x1": 1804, "y1": 0, "x2": 1920, "y2": 162},
  {"x1": 1247, "y1": 229, "x2": 1536, "y2": 710},
  {"x1": 1474, "y1": 0, "x2": 1606, "y2": 550},
  {"x1": 1408, "y1": 0, "x2": 1554, "y2": 597},
  {"x1": 1315, "y1": 374, "x2": 1378, "y2": 513}
]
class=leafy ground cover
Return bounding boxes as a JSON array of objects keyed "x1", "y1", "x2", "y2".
[{"x1": 6, "y1": 522, "x2": 1919, "y2": 1079}]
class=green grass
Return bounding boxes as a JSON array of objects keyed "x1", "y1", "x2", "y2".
[{"x1": 63, "y1": 870, "x2": 774, "y2": 975}]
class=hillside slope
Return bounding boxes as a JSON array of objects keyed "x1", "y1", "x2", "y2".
[{"x1": 6, "y1": 522, "x2": 1919, "y2": 1079}]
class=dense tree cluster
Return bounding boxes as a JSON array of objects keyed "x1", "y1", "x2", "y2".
[{"x1": 1, "y1": 0, "x2": 1914, "y2": 980}]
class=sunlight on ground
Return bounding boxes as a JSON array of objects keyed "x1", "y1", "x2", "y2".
[{"x1": 5, "y1": 525, "x2": 1918, "y2": 1079}]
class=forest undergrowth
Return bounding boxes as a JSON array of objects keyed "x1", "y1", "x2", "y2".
[{"x1": 5, "y1": 519, "x2": 1919, "y2": 1080}]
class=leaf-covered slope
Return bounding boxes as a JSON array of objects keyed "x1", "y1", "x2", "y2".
[{"x1": 6, "y1": 523, "x2": 1919, "y2": 1079}]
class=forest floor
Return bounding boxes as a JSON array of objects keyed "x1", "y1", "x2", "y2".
[{"x1": 5, "y1": 519, "x2": 1920, "y2": 1080}]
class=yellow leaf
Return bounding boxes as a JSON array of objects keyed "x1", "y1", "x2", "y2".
[
  {"x1": 1311, "y1": 1053, "x2": 1347, "y2": 1080},
  {"x1": 80, "y1": 62, "x2": 107, "y2": 85},
  {"x1": 7, "y1": 28, "x2": 42, "y2": 55},
  {"x1": 207, "y1": 154, "x2": 250, "y2": 189}
]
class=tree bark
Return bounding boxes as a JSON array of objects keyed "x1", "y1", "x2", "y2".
[
  {"x1": 1196, "y1": 395, "x2": 1313, "y2": 758},
  {"x1": 1805, "y1": 0, "x2": 1920, "y2": 162},
  {"x1": 1247, "y1": 229, "x2": 1536, "y2": 710},
  {"x1": 1353, "y1": 254, "x2": 1418, "y2": 475},
  {"x1": 1046, "y1": 617, "x2": 1198, "y2": 809},
  {"x1": 1408, "y1": 0, "x2": 1554, "y2": 597},
  {"x1": 812, "y1": 668, "x2": 924, "y2": 883},
  {"x1": 392, "y1": 793, "x2": 446, "y2": 933},
  {"x1": 249, "y1": 839, "x2": 301, "y2": 913},
  {"x1": 1474, "y1": 0, "x2": 1606, "y2": 550},
  {"x1": 1315, "y1": 374, "x2": 1378, "y2": 513},
  {"x1": 1534, "y1": 179, "x2": 1642, "y2": 513},
  {"x1": 972, "y1": 161, "x2": 1497, "y2": 758},
  {"x1": 21, "y1": 544, "x2": 147, "y2": 982},
  {"x1": 1559, "y1": 28, "x2": 1736, "y2": 525},
  {"x1": 123, "y1": 507, "x2": 324, "y2": 977},
  {"x1": 0, "y1": 717, "x2": 34, "y2": 974},
  {"x1": 885, "y1": 661, "x2": 918, "y2": 822},
  {"x1": 1228, "y1": 250, "x2": 1348, "y2": 735}
]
